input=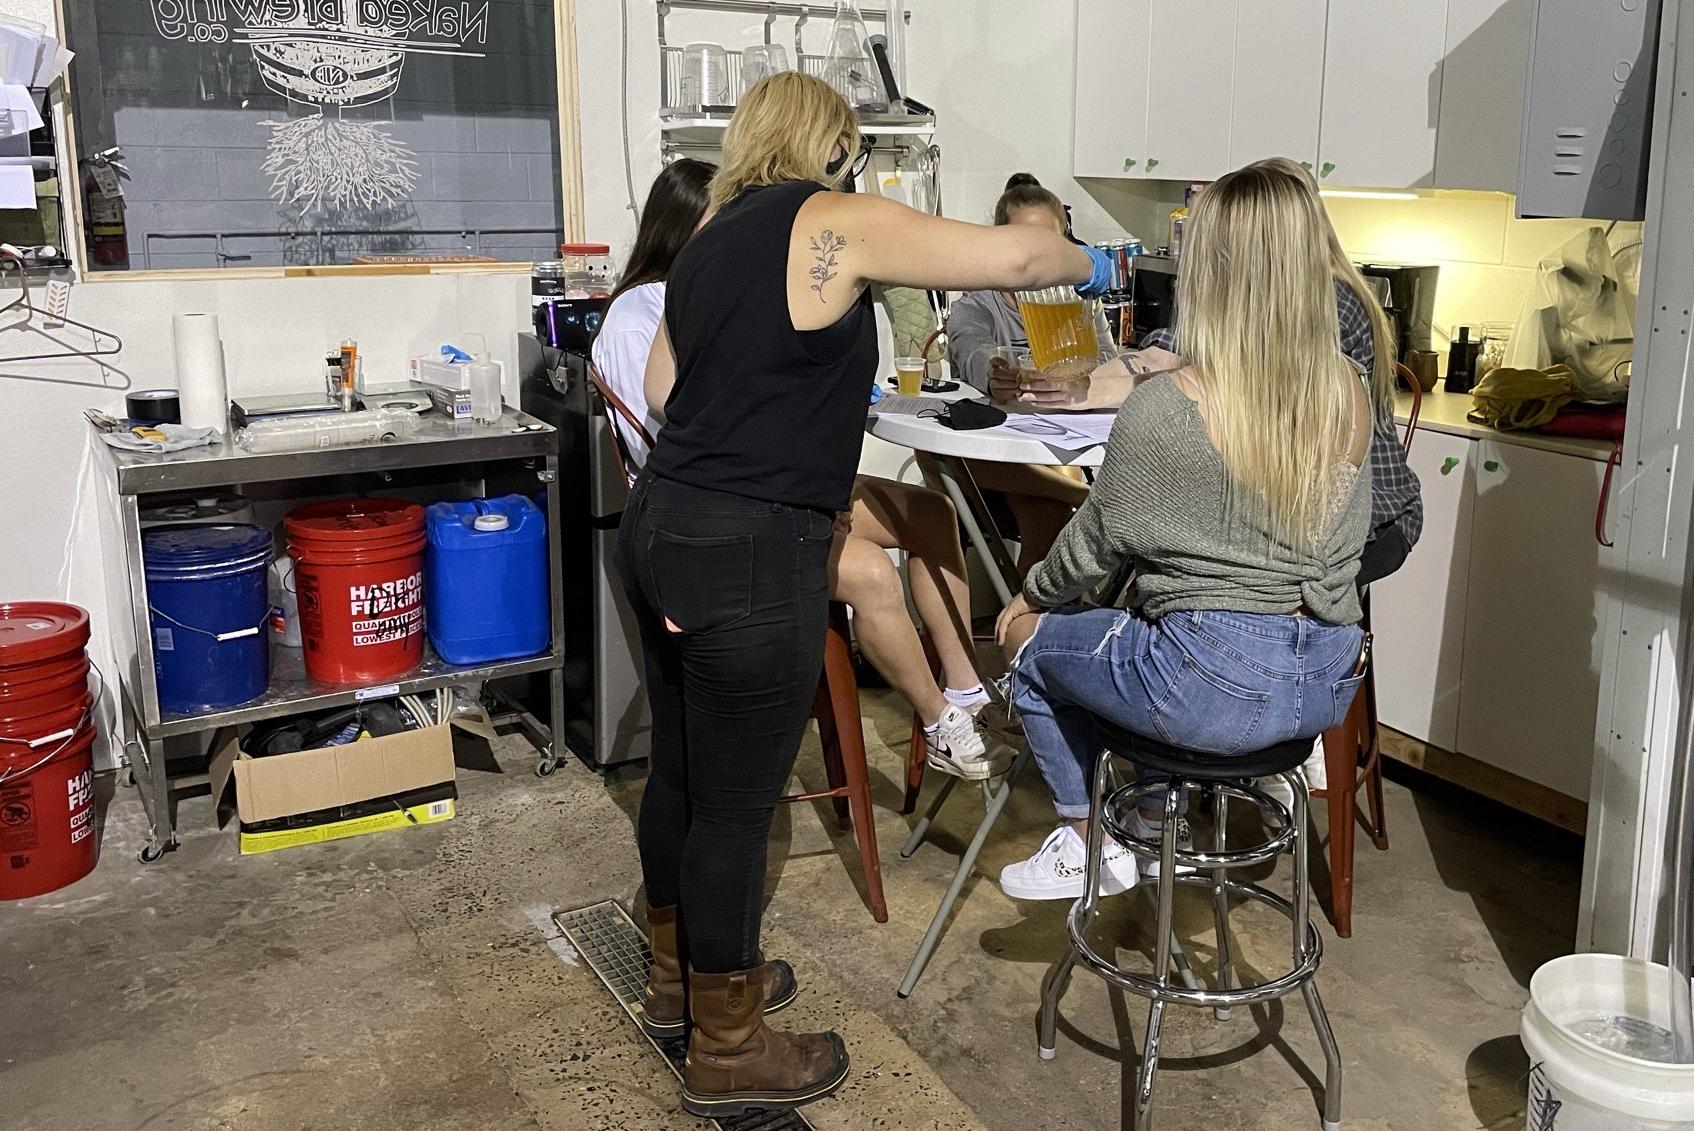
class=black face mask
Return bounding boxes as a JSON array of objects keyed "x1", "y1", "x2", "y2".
[{"x1": 825, "y1": 151, "x2": 848, "y2": 177}]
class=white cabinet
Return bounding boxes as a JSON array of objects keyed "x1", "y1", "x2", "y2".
[
  {"x1": 1073, "y1": 0, "x2": 1151, "y2": 178},
  {"x1": 1453, "y1": 441, "x2": 1612, "y2": 799},
  {"x1": 1229, "y1": 0, "x2": 1326, "y2": 169},
  {"x1": 1143, "y1": 0, "x2": 1237, "y2": 181},
  {"x1": 1072, "y1": 0, "x2": 1529, "y2": 192},
  {"x1": 1373, "y1": 431, "x2": 1617, "y2": 802},
  {"x1": 1374, "y1": 429, "x2": 1475, "y2": 752},
  {"x1": 1434, "y1": 0, "x2": 1533, "y2": 191},
  {"x1": 1317, "y1": 0, "x2": 1449, "y2": 188}
]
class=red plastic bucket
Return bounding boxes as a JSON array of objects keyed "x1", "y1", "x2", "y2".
[
  {"x1": 0, "y1": 653, "x2": 89, "y2": 706},
  {"x1": 0, "y1": 602, "x2": 89, "y2": 672},
  {"x1": 0, "y1": 690, "x2": 92, "y2": 741},
  {"x1": 0, "y1": 724, "x2": 99, "y2": 900},
  {"x1": 285, "y1": 499, "x2": 427, "y2": 684}
]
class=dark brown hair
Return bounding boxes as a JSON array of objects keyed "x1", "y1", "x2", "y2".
[
  {"x1": 604, "y1": 158, "x2": 716, "y2": 314},
  {"x1": 993, "y1": 173, "x2": 1066, "y2": 227}
]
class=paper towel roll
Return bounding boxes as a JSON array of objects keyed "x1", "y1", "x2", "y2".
[{"x1": 172, "y1": 313, "x2": 229, "y2": 435}]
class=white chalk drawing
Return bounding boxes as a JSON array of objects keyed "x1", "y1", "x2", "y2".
[{"x1": 146, "y1": 1, "x2": 490, "y2": 210}]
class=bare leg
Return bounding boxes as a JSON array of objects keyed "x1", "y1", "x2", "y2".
[
  {"x1": 829, "y1": 531, "x2": 948, "y2": 725},
  {"x1": 851, "y1": 478, "x2": 979, "y2": 691}
]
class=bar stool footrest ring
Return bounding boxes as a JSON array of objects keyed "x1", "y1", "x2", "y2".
[{"x1": 1064, "y1": 874, "x2": 1323, "y2": 1010}]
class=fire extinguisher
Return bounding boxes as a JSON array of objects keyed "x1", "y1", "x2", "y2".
[{"x1": 83, "y1": 148, "x2": 128, "y2": 269}]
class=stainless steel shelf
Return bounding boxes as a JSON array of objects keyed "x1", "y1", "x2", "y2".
[
  {"x1": 99, "y1": 405, "x2": 571, "y2": 862},
  {"x1": 659, "y1": 111, "x2": 935, "y2": 140},
  {"x1": 151, "y1": 646, "x2": 563, "y2": 739},
  {"x1": 106, "y1": 409, "x2": 556, "y2": 495}
]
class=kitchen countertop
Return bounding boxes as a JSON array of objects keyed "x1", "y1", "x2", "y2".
[{"x1": 1393, "y1": 387, "x2": 1617, "y2": 462}]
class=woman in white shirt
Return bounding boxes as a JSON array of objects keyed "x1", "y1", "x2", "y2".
[
  {"x1": 594, "y1": 161, "x2": 1002, "y2": 781},
  {"x1": 593, "y1": 160, "x2": 715, "y2": 467}
]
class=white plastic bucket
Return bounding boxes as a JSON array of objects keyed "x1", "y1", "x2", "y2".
[{"x1": 1521, "y1": 954, "x2": 1694, "y2": 1129}]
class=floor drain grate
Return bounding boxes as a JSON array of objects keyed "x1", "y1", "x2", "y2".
[{"x1": 555, "y1": 901, "x2": 815, "y2": 1131}]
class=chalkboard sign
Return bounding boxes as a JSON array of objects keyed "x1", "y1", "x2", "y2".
[{"x1": 63, "y1": 1, "x2": 563, "y2": 271}]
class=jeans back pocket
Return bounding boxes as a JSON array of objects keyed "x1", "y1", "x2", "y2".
[
  {"x1": 1330, "y1": 672, "x2": 1367, "y2": 733},
  {"x1": 649, "y1": 529, "x2": 755, "y2": 633},
  {"x1": 1148, "y1": 654, "x2": 1272, "y2": 755}
]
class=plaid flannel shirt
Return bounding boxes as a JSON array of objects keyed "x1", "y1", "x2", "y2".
[{"x1": 1139, "y1": 281, "x2": 1423, "y2": 549}]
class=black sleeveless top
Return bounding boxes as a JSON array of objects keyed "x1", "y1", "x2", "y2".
[{"x1": 646, "y1": 180, "x2": 878, "y2": 512}]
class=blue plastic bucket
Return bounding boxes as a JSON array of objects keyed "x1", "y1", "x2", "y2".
[
  {"x1": 424, "y1": 495, "x2": 549, "y2": 665},
  {"x1": 143, "y1": 524, "x2": 273, "y2": 713}
]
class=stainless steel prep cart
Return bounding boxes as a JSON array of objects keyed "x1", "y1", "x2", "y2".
[{"x1": 94, "y1": 409, "x2": 568, "y2": 863}]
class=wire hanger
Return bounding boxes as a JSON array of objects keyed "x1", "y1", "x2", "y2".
[{"x1": 0, "y1": 246, "x2": 123, "y2": 363}]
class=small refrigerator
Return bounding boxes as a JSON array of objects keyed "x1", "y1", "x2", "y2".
[{"x1": 518, "y1": 332, "x2": 650, "y2": 768}]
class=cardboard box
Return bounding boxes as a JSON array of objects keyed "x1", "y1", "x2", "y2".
[{"x1": 210, "y1": 723, "x2": 458, "y2": 855}]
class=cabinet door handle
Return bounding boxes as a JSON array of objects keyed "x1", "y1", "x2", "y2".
[
  {"x1": 1145, "y1": 158, "x2": 1160, "y2": 173},
  {"x1": 1320, "y1": 161, "x2": 1336, "y2": 179},
  {"x1": 1123, "y1": 157, "x2": 1139, "y2": 172},
  {"x1": 1441, "y1": 457, "x2": 1460, "y2": 475},
  {"x1": 1300, "y1": 161, "x2": 1313, "y2": 171},
  {"x1": 1483, "y1": 459, "x2": 1500, "y2": 473}
]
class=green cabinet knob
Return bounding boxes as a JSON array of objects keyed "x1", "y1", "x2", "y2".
[
  {"x1": 1123, "y1": 157, "x2": 1139, "y2": 172},
  {"x1": 1146, "y1": 158, "x2": 1161, "y2": 172},
  {"x1": 1300, "y1": 161, "x2": 1313, "y2": 171},
  {"x1": 1484, "y1": 459, "x2": 1500, "y2": 472},
  {"x1": 1320, "y1": 161, "x2": 1336, "y2": 179},
  {"x1": 1441, "y1": 457, "x2": 1460, "y2": 475}
]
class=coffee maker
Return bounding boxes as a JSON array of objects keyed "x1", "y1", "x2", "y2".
[
  {"x1": 1356, "y1": 264, "x2": 1440, "y2": 362},
  {"x1": 518, "y1": 299, "x2": 650, "y2": 769}
]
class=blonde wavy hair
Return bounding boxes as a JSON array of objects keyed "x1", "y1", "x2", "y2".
[
  {"x1": 709, "y1": 72, "x2": 859, "y2": 210},
  {"x1": 1175, "y1": 160, "x2": 1361, "y2": 552}
]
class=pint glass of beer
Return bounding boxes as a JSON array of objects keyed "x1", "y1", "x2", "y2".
[{"x1": 1015, "y1": 288, "x2": 1101, "y2": 381}]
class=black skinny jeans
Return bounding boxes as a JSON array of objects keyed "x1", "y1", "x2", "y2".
[{"x1": 615, "y1": 472, "x2": 834, "y2": 974}]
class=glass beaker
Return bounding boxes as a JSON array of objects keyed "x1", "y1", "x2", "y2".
[
  {"x1": 823, "y1": 0, "x2": 889, "y2": 112},
  {"x1": 680, "y1": 43, "x2": 733, "y2": 109},
  {"x1": 1016, "y1": 288, "x2": 1101, "y2": 381},
  {"x1": 742, "y1": 43, "x2": 790, "y2": 89}
]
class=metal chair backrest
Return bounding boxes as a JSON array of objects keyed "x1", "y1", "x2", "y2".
[{"x1": 587, "y1": 361, "x2": 655, "y2": 488}]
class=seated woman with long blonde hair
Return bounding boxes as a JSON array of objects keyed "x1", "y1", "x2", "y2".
[{"x1": 994, "y1": 161, "x2": 1373, "y2": 899}]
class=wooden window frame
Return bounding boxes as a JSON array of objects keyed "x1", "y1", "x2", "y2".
[{"x1": 51, "y1": 0, "x2": 586, "y2": 283}]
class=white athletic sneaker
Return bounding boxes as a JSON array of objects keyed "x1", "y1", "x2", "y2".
[
  {"x1": 999, "y1": 824, "x2": 1139, "y2": 901},
  {"x1": 1125, "y1": 810, "x2": 1196, "y2": 879},
  {"x1": 1304, "y1": 734, "x2": 1328, "y2": 791},
  {"x1": 925, "y1": 704, "x2": 1013, "y2": 781},
  {"x1": 1259, "y1": 737, "x2": 1325, "y2": 815}
]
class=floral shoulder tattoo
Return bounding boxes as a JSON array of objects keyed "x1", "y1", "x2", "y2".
[{"x1": 808, "y1": 230, "x2": 847, "y2": 300}]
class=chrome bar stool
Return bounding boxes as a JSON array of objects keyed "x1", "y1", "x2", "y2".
[{"x1": 1037, "y1": 722, "x2": 1343, "y2": 1131}]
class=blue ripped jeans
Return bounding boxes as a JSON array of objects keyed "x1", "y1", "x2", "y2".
[{"x1": 1012, "y1": 606, "x2": 1366, "y2": 819}]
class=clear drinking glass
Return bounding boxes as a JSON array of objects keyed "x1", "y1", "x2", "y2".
[{"x1": 1015, "y1": 287, "x2": 1102, "y2": 381}]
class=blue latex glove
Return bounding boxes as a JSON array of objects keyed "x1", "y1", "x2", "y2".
[{"x1": 1076, "y1": 244, "x2": 1114, "y2": 299}]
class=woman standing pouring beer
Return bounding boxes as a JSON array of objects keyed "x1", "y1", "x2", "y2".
[{"x1": 619, "y1": 71, "x2": 1111, "y2": 1117}]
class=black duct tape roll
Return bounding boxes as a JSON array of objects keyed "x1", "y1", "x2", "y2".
[{"x1": 126, "y1": 389, "x2": 181, "y2": 424}]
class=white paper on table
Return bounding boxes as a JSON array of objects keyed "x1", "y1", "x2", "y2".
[
  {"x1": 0, "y1": 164, "x2": 37, "y2": 209},
  {"x1": 1000, "y1": 412, "x2": 1117, "y2": 452}
]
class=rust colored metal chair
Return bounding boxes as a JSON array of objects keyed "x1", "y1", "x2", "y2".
[
  {"x1": 1312, "y1": 364, "x2": 1422, "y2": 937},
  {"x1": 588, "y1": 365, "x2": 914, "y2": 924}
]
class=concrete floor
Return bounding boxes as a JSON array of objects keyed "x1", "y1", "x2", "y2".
[{"x1": 1, "y1": 690, "x2": 1580, "y2": 1131}]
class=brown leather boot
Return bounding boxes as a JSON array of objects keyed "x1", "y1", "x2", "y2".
[
  {"x1": 681, "y1": 966, "x2": 849, "y2": 1118},
  {"x1": 640, "y1": 907, "x2": 800, "y2": 1040},
  {"x1": 640, "y1": 905, "x2": 688, "y2": 1039}
]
